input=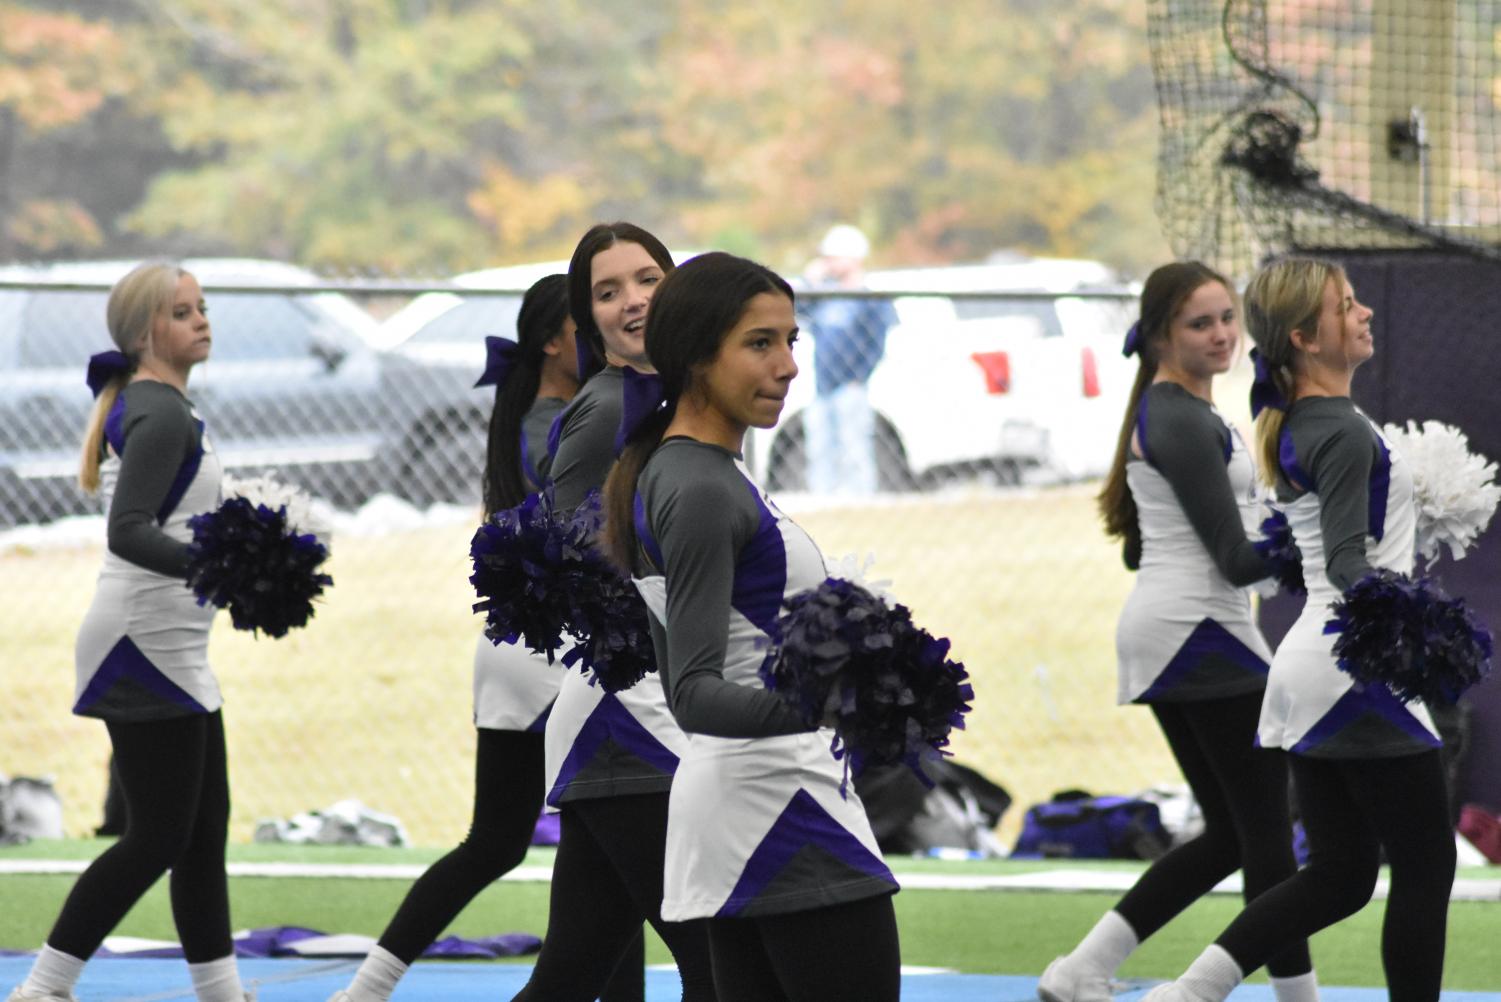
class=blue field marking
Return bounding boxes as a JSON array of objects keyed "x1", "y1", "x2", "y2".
[{"x1": 2, "y1": 959, "x2": 1499, "y2": 1001}]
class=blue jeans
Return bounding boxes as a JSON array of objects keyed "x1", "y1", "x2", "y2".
[{"x1": 805, "y1": 381, "x2": 876, "y2": 496}]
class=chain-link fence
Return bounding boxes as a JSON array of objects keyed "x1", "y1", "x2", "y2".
[{"x1": 2, "y1": 264, "x2": 1267, "y2": 848}]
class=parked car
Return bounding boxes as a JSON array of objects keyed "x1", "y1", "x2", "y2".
[
  {"x1": 0, "y1": 258, "x2": 486, "y2": 526},
  {"x1": 746, "y1": 256, "x2": 1138, "y2": 491}
]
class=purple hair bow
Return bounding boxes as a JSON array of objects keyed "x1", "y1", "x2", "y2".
[
  {"x1": 1249, "y1": 347, "x2": 1288, "y2": 418},
  {"x1": 86, "y1": 350, "x2": 132, "y2": 398},
  {"x1": 1121, "y1": 321, "x2": 1142, "y2": 358},
  {"x1": 615, "y1": 366, "x2": 666, "y2": 455},
  {"x1": 475, "y1": 336, "x2": 522, "y2": 389}
]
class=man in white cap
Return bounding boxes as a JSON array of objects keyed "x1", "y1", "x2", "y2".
[{"x1": 802, "y1": 224, "x2": 897, "y2": 496}]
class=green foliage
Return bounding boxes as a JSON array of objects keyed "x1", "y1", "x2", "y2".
[{"x1": 0, "y1": 0, "x2": 1177, "y2": 273}]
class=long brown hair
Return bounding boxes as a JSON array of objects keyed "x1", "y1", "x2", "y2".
[
  {"x1": 1098, "y1": 261, "x2": 1231, "y2": 566},
  {"x1": 567, "y1": 222, "x2": 675, "y2": 370},
  {"x1": 1243, "y1": 256, "x2": 1346, "y2": 487},
  {"x1": 78, "y1": 261, "x2": 183, "y2": 493},
  {"x1": 602, "y1": 252, "x2": 794, "y2": 573}
]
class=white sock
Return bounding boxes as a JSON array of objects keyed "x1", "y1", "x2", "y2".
[
  {"x1": 1270, "y1": 971, "x2": 1319, "y2": 1002},
  {"x1": 19, "y1": 944, "x2": 85, "y2": 998},
  {"x1": 1070, "y1": 910, "x2": 1139, "y2": 975},
  {"x1": 1179, "y1": 945, "x2": 1244, "y2": 1002},
  {"x1": 345, "y1": 945, "x2": 409, "y2": 1002},
  {"x1": 187, "y1": 954, "x2": 245, "y2": 1002}
]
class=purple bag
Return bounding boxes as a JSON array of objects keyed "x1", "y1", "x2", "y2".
[{"x1": 1011, "y1": 791, "x2": 1170, "y2": 860}]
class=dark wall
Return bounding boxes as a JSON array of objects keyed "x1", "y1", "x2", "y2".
[{"x1": 1258, "y1": 250, "x2": 1501, "y2": 812}]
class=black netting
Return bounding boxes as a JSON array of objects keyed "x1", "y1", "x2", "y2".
[{"x1": 1151, "y1": 0, "x2": 1501, "y2": 275}]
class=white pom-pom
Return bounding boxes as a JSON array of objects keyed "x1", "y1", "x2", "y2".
[
  {"x1": 220, "y1": 471, "x2": 334, "y2": 547},
  {"x1": 1382, "y1": 421, "x2": 1501, "y2": 563},
  {"x1": 824, "y1": 552, "x2": 895, "y2": 602}
]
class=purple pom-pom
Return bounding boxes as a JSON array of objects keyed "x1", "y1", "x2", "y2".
[
  {"x1": 1323, "y1": 569, "x2": 1493, "y2": 705},
  {"x1": 469, "y1": 487, "x2": 591, "y2": 660},
  {"x1": 187, "y1": 497, "x2": 333, "y2": 638},
  {"x1": 760, "y1": 577, "x2": 974, "y2": 791},
  {"x1": 1253, "y1": 510, "x2": 1305, "y2": 595},
  {"x1": 470, "y1": 489, "x2": 656, "y2": 690},
  {"x1": 557, "y1": 496, "x2": 656, "y2": 693}
]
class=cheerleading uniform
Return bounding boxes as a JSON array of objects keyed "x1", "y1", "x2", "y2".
[
  {"x1": 1257, "y1": 397, "x2": 1436, "y2": 755},
  {"x1": 1041, "y1": 383, "x2": 1311, "y2": 992},
  {"x1": 1183, "y1": 396, "x2": 1453, "y2": 1002},
  {"x1": 74, "y1": 381, "x2": 223, "y2": 720},
  {"x1": 543, "y1": 367, "x2": 689, "y2": 807},
  {"x1": 1118, "y1": 383, "x2": 1274, "y2": 705},
  {"x1": 35, "y1": 380, "x2": 242, "y2": 982},
  {"x1": 635, "y1": 438, "x2": 899, "y2": 999},
  {"x1": 511, "y1": 367, "x2": 711, "y2": 1002}
]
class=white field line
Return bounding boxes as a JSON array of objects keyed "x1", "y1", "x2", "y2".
[{"x1": 4, "y1": 859, "x2": 1499, "y2": 901}]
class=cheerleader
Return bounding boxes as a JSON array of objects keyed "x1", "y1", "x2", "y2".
[
  {"x1": 603, "y1": 252, "x2": 900, "y2": 1001},
  {"x1": 1143, "y1": 258, "x2": 1455, "y2": 1002},
  {"x1": 329, "y1": 276, "x2": 643, "y2": 1002},
  {"x1": 1040, "y1": 263, "x2": 1314, "y2": 1002},
  {"x1": 7, "y1": 262, "x2": 251, "y2": 1002},
  {"x1": 511, "y1": 224, "x2": 715, "y2": 1001}
]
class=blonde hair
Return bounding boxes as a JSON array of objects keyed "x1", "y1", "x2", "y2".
[
  {"x1": 1243, "y1": 256, "x2": 1346, "y2": 488},
  {"x1": 78, "y1": 260, "x2": 185, "y2": 493}
]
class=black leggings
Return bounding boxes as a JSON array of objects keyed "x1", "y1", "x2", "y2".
[
  {"x1": 511, "y1": 793, "x2": 715, "y2": 1002},
  {"x1": 707, "y1": 894, "x2": 900, "y2": 1002},
  {"x1": 1115, "y1": 693, "x2": 1310, "y2": 978},
  {"x1": 378, "y1": 729, "x2": 645, "y2": 1000},
  {"x1": 48, "y1": 711, "x2": 232, "y2": 962},
  {"x1": 1217, "y1": 750, "x2": 1454, "y2": 1002}
]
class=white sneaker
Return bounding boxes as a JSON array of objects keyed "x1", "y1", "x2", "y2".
[
  {"x1": 1139, "y1": 983, "x2": 1192, "y2": 1002},
  {"x1": 325, "y1": 993, "x2": 354, "y2": 1002},
  {"x1": 7, "y1": 989, "x2": 79, "y2": 1002},
  {"x1": 1037, "y1": 955, "x2": 1112, "y2": 1002}
]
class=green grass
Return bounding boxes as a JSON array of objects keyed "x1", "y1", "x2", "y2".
[
  {"x1": 4, "y1": 485, "x2": 1187, "y2": 847},
  {"x1": 2, "y1": 847, "x2": 1499, "y2": 989}
]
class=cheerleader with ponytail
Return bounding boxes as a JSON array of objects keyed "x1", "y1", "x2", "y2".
[
  {"x1": 509, "y1": 224, "x2": 714, "y2": 1002},
  {"x1": 605, "y1": 252, "x2": 900, "y2": 1001},
  {"x1": 1041, "y1": 263, "x2": 1313, "y2": 1002},
  {"x1": 1144, "y1": 258, "x2": 1480, "y2": 1002},
  {"x1": 10, "y1": 262, "x2": 251, "y2": 1002},
  {"x1": 331, "y1": 275, "x2": 644, "y2": 1002}
]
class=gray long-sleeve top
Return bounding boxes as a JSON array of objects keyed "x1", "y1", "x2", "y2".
[
  {"x1": 104, "y1": 381, "x2": 204, "y2": 578},
  {"x1": 548, "y1": 366, "x2": 625, "y2": 511},
  {"x1": 1277, "y1": 395, "x2": 1387, "y2": 591},
  {"x1": 637, "y1": 438, "x2": 814, "y2": 738},
  {"x1": 1136, "y1": 382, "x2": 1271, "y2": 587}
]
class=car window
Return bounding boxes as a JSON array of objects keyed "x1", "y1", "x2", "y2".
[
  {"x1": 202, "y1": 294, "x2": 318, "y2": 360},
  {"x1": 17, "y1": 291, "x2": 112, "y2": 368},
  {"x1": 410, "y1": 296, "x2": 524, "y2": 345}
]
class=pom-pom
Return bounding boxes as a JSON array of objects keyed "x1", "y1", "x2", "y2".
[
  {"x1": 1381, "y1": 420, "x2": 1501, "y2": 564},
  {"x1": 469, "y1": 487, "x2": 589, "y2": 660},
  {"x1": 469, "y1": 490, "x2": 656, "y2": 691},
  {"x1": 761, "y1": 577, "x2": 974, "y2": 791},
  {"x1": 1252, "y1": 509, "x2": 1305, "y2": 595},
  {"x1": 556, "y1": 496, "x2": 656, "y2": 692},
  {"x1": 187, "y1": 475, "x2": 333, "y2": 638},
  {"x1": 1323, "y1": 569, "x2": 1493, "y2": 705}
]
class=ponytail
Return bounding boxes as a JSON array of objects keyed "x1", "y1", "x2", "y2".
[
  {"x1": 483, "y1": 360, "x2": 545, "y2": 512},
  {"x1": 1098, "y1": 358, "x2": 1155, "y2": 565},
  {"x1": 1097, "y1": 260, "x2": 1229, "y2": 566},
  {"x1": 602, "y1": 402, "x2": 676, "y2": 575},
  {"x1": 1243, "y1": 256, "x2": 1344, "y2": 489},
  {"x1": 481, "y1": 274, "x2": 573, "y2": 512},
  {"x1": 77, "y1": 260, "x2": 181, "y2": 494},
  {"x1": 78, "y1": 379, "x2": 127, "y2": 493}
]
